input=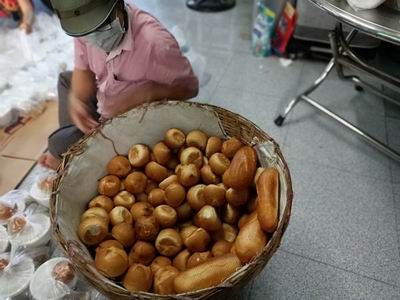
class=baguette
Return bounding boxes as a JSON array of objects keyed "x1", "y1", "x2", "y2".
[
  {"x1": 256, "y1": 168, "x2": 279, "y2": 233},
  {"x1": 173, "y1": 254, "x2": 241, "y2": 293}
]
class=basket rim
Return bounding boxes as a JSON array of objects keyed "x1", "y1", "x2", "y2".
[{"x1": 50, "y1": 100, "x2": 294, "y2": 298}]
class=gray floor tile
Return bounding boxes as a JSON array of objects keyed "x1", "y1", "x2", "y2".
[
  {"x1": 385, "y1": 101, "x2": 400, "y2": 120},
  {"x1": 207, "y1": 86, "x2": 289, "y2": 145},
  {"x1": 294, "y1": 60, "x2": 385, "y2": 118},
  {"x1": 389, "y1": 143, "x2": 400, "y2": 184},
  {"x1": 193, "y1": 48, "x2": 234, "y2": 103},
  {"x1": 250, "y1": 250, "x2": 400, "y2": 300},
  {"x1": 280, "y1": 159, "x2": 400, "y2": 286},
  {"x1": 283, "y1": 105, "x2": 391, "y2": 180},
  {"x1": 219, "y1": 53, "x2": 304, "y2": 100},
  {"x1": 387, "y1": 117, "x2": 400, "y2": 147},
  {"x1": 282, "y1": 62, "x2": 390, "y2": 180}
]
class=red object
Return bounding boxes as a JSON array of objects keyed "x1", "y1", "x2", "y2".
[
  {"x1": 272, "y1": 2, "x2": 298, "y2": 56},
  {"x1": 0, "y1": 0, "x2": 33, "y2": 18}
]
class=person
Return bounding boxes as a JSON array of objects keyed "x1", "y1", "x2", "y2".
[
  {"x1": 39, "y1": 0, "x2": 199, "y2": 170},
  {"x1": 0, "y1": 0, "x2": 34, "y2": 33}
]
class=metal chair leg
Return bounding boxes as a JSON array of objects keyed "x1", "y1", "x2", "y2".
[{"x1": 274, "y1": 58, "x2": 336, "y2": 126}]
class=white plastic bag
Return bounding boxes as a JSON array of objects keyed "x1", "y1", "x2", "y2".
[
  {"x1": 7, "y1": 204, "x2": 51, "y2": 248},
  {"x1": 30, "y1": 257, "x2": 78, "y2": 300},
  {"x1": 0, "y1": 190, "x2": 28, "y2": 225},
  {"x1": 170, "y1": 25, "x2": 207, "y2": 87},
  {"x1": 0, "y1": 245, "x2": 47, "y2": 299},
  {"x1": 347, "y1": 0, "x2": 386, "y2": 10}
]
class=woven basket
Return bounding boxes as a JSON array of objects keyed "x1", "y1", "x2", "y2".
[{"x1": 50, "y1": 101, "x2": 293, "y2": 299}]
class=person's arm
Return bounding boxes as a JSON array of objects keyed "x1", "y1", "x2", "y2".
[
  {"x1": 69, "y1": 68, "x2": 99, "y2": 133},
  {"x1": 18, "y1": 0, "x2": 34, "y2": 34},
  {"x1": 68, "y1": 39, "x2": 99, "y2": 133},
  {"x1": 71, "y1": 68, "x2": 96, "y2": 102}
]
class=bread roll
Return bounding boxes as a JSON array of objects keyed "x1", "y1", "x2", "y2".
[
  {"x1": 145, "y1": 162, "x2": 169, "y2": 183},
  {"x1": 234, "y1": 213, "x2": 267, "y2": 264},
  {"x1": 154, "y1": 205, "x2": 177, "y2": 228},
  {"x1": 200, "y1": 165, "x2": 220, "y2": 185},
  {"x1": 147, "y1": 188, "x2": 167, "y2": 207},
  {"x1": 110, "y1": 206, "x2": 132, "y2": 226},
  {"x1": 95, "y1": 246, "x2": 128, "y2": 278},
  {"x1": 223, "y1": 146, "x2": 257, "y2": 190},
  {"x1": 128, "y1": 144, "x2": 150, "y2": 168},
  {"x1": 151, "y1": 256, "x2": 172, "y2": 274},
  {"x1": 123, "y1": 264, "x2": 152, "y2": 292},
  {"x1": 89, "y1": 195, "x2": 114, "y2": 213},
  {"x1": 226, "y1": 188, "x2": 249, "y2": 207},
  {"x1": 187, "y1": 184, "x2": 206, "y2": 210},
  {"x1": 165, "y1": 182, "x2": 186, "y2": 207},
  {"x1": 177, "y1": 164, "x2": 200, "y2": 187},
  {"x1": 173, "y1": 254, "x2": 241, "y2": 293},
  {"x1": 154, "y1": 265, "x2": 180, "y2": 295},
  {"x1": 135, "y1": 215, "x2": 160, "y2": 241},
  {"x1": 78, "y1": 218, "x2": 108, "y2": 246},
  {"x1": 153, "y1": 142, "x2": 172, "y2": 165},
  {"x1": 155, "y1": 229, "x2": 183, "y2": 257},
  {"x1": 205, "y1": 136, "x2": 223, "y2": 158},
  {"x1": 187, "y1": 251, "x2": 212, "y2": 269},
  {"x1": 98, "y1": 175, "x2": 121, "y2": 197},
  {"x1": 173, "y1": 249, "x2": 191, "y2": 271},
  {"x1": 130, "y1": 202, "x2": 153, "y2": 223},
  {"x1": 209, "y1": 153, "x2": 230, "y2": 175},
  {"x1": 111, "y1": 223, "x2": 135, "y2": 247},
  {"x1": 113, "y1": 191, "x2": 135, "y2": 209},
  {"x1": 194, "y1": 205, "x2": 222, "y2": 232},
  {"x1": 180, "y1": 147, "x2": 203, "y2": 169},
  {"x1": 186, "y1": 130, "x2": 208, "y2": 151},
  {"x1": 221, "y1": 137, "x2": 242, "y2": 159},
  {"x1": 107, "y1": 155, "x2": 131, "y2": 178},
  {"x1": 256, "y1": 168, "x2": 279, "y2": 233},
  {"x1": 129, "y1": 241, "x2": 156, "y2": 266},
  {"x1": 164, "y1": 128, "x2": 186, "y2": 149},
  {"x1": 124, "y1": 172, "x2": 147, "y2": 194}
]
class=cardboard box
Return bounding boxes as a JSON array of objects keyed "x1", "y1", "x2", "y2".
[
  {"x1": 0, "y1": 100, "x2": 58, "y2": 194},
  {"x1": 0, "y1": 156, "x2": 35, "y2": 195},
  {"x1": 0, "y1": 100, "x2": 58, "y2": 160}
]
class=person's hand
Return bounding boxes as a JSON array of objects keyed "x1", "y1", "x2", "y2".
[
  {"x1": 69, "y1": 93, "x2": 99, "y2": 134},
  {"x1": 19, "y1": 22, "x2": 32, "y2": 34}
]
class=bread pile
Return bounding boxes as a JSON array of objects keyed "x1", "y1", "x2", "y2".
[{"x1": 77, "y1": 129, "x2": 279, "y2": 294}]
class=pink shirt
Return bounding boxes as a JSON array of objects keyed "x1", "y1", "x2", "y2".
[{"x1": 74, "y1": 3, "x2": 198, "y2": 118}]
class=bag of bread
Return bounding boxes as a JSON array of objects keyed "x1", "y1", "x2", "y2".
[
  {"x1": 0, "y1": 190, "x2": 28, "y2": 225},
  {"x1": 7, "y1": 203, "x2": 51, "y2": 248},
  {"x1": 29, "y1": 257, "x2": 79, "y2": 300},
  {"x1": 30, "y1": 169, "x2": 57, "y2": 208},
  {"x1": 0, "y1": 245, "x2": 47, "y2": 299}
]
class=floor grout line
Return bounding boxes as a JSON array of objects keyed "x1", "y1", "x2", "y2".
[
  {"x1": 280, "y1": 249, "x2": 400, "y2": 289},
  {"x1": 282, "y1": 147, "x2": 393, "y2": 184}
]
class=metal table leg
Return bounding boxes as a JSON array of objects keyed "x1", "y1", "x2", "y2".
[
  {"x1": 274, "y1": 58, "x2": 335, "y2": 126},
  {"x1": 274, "y1": 21, "x2": 400, "y2": 162}
]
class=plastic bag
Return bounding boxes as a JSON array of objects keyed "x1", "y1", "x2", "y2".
[
  {"x1": 0, "y1": 245, "x2": 47, "y2": 299},
  {"x1": 252, "y1": 2, "x2": 276, "y2": 57},
  {"x1": 7, "y1": 204, "x2": 51, "y2": 248},
  {"x1": 0, "y1": 190, "x2": 28, "y2": 225},
  {"x1": 30, "y1": 257, "x2": 78, "y2": 300},
  {"x1": 347, "y1": 0, "x2": 386, "y2": 10},
  {"x1": 0, "y1": 226, "x2": 9, "y2": 253},
  {"x1": 170, "y1": 25, "x2": 207, "y2": 87},
  {"x1": 30, "y1": 168, "x2": 57, "y2": 208}
]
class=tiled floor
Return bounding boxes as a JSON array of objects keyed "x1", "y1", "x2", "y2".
[{"x1": 21, "y1": 0, "x2": 400, "y2": 298}]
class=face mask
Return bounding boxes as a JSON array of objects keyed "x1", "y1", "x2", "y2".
[{"x1": 83, "y1": 17, "x2": 125, "y2": 52}]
